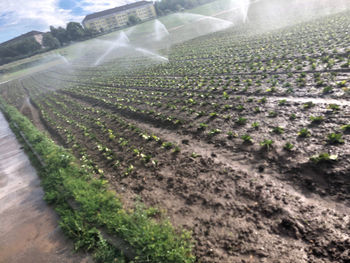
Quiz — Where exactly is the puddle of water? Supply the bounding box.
[0,111,91,263]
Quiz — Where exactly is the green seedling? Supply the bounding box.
[303,101,315,109]
[310,153,338,164]
[236,117,247,125]
[309,115,324,124]
[268,111,277,118]
[208,129,221,136]
[289,113,297,120]
[278,99,287,105]
[227,131,238,139]
[252,122,259,129]
[241,134,253,143]
[298,128,311,137]
[272,126,284,134]
[327,133,344,144]
[328,104,340,111]
[191,152,201,158]
[322,86,333,94]
[162,142,173,149]
[284,142,294,151]
[198,123,208,130]
[260,139,274,151]
[341,124,350,132]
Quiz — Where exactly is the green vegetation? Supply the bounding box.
[236,117,247,125]
[322,86,333,94]
[341,124,350,132]
[268,111,277,118]
[198,122,208,130]
[327,133,344,144]
[1,6,350,262]
[258,97,267,104]
[155,0,215,15]
[260,139,274,151]
[272,126,284,134]
[0,36,42,65]
[309,115,324,124]
[227,131,237,139]
[172,146,181,153]
[289,113,297,120]
[128,15,142,26]
[328,104,340,111]
[278,99,287,106]
[190,152,200,158]
[162,141,174,149]
[310,153,338,164]
[252,122,259,129]
[298,128,311,138]
[241,134,253,143]
[0,98,194,263]
[0,22,98,66]
[283,142,294,151]
[303,101,315,109]
[42,33,61,50]
[208,128,221,136]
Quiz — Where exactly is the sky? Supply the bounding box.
[0,0,137,43]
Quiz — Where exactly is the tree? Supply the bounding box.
[13,37,41,55]
[0,37,41,65]
[154,0,209,16]
[50,26,69,45]
[66,22,85,41]
[127,15,141,26]
[0,46,19,58]
[84,28,99,38]
[42,33,61,49]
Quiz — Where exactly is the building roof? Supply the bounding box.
[83,1,153,22]
[1,31,43,46]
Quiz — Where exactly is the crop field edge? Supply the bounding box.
[0,97,195,263]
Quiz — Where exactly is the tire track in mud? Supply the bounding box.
[65,94,350,263]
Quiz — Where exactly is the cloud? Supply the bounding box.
[0,0,136,33]
[0,0,79,33]
[77,0,137,13]
[0,0,137,42]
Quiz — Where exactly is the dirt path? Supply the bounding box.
[0,111,92,263]
[19,96,46,131]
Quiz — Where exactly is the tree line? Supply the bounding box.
[0,22,98,66]
[0,0,217,66]
[154,0,215,15]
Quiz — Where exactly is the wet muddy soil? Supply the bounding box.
[0,111,91,263]
[30,93,350,263]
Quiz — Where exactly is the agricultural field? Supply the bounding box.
[1,0,350,262]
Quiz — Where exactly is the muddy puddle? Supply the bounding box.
[0,111,91,263]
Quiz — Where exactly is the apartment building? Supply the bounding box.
[82,1,156,32]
